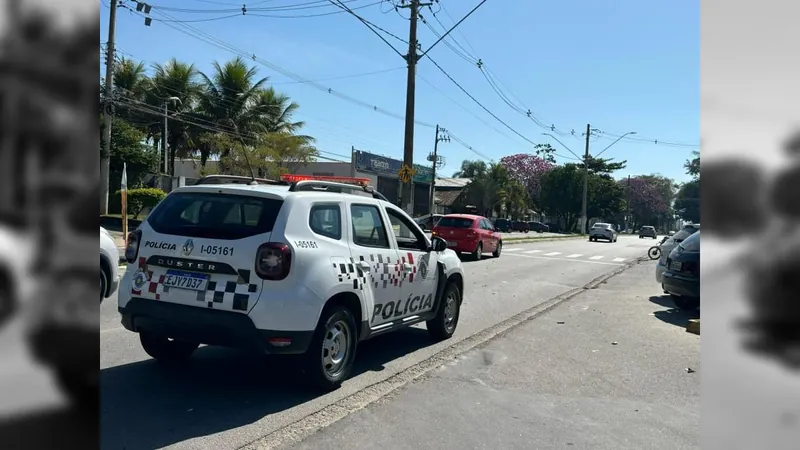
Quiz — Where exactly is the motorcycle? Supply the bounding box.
[647,235,671,260]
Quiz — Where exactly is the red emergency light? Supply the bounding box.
[280,174,371,186]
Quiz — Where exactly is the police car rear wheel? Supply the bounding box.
[139,332,199,364]
[306,306,357,389]
[427,282,461,341]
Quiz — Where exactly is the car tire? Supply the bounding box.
[427,282,461,341]
[303,306,358,390]
[56,368,98,411]
[100,268,108,303]
[670,295,700,310]
[473,242,483,260]
[493,241,502,258]
[139,332,199,364]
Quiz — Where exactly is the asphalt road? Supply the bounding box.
[289,261,700,450]
[94,235,656,449]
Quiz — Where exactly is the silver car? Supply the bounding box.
[655,224,700,284]
[100,226,121,303]
[589,222,618,242]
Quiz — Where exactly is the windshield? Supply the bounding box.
[672,226,699,242]
[679,231,700,252]
[436,217,475,228]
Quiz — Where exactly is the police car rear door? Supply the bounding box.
[345,200,401,329]
[128,187,281,314]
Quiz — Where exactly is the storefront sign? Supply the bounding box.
[355,150,433,184]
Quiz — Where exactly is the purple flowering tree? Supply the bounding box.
[499,153,555,208]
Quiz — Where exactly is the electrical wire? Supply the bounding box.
[425,55,580,162]
[118,4,436,127]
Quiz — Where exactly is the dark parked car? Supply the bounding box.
[639,225,657,239]
[493,218,512,232]
[527,221,549,233]
[511,220,530,233]
[663,231,700,310]
[415,214,443,231]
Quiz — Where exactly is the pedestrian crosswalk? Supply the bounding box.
[503,247,631,264]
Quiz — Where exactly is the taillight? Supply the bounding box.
[466,230,476,238]
[125,229,142,263]
[255,243,292,280]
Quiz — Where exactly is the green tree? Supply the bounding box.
[100,116,159,213]
[539,164,584,231]
[684,150,700,180]
[452,160,488,178]
[674,179,700,223]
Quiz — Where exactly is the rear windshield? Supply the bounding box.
[437,217,475,228]
[148,191,284,240]
[642,226,655,230]
[679,231,700,252]
[672,226,699,242]
[592,223,610,228]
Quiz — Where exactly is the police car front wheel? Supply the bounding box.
[427,282,461,341]
[139,332,200,364]
[305,306,358,389]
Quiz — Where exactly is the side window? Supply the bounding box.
[309,204,342,240]
[386,208,427,251]
[350,204,390,248]
[482,219,493,231]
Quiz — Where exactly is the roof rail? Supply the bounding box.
[287,180,389,202]
[194,175,286,186]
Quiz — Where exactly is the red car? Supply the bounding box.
[432,214,502,260]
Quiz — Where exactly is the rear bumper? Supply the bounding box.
[119,298,313,355]
[590,233,613,240]
[446,239,479,253]
[662,272,700,298]
[655,262,666,283]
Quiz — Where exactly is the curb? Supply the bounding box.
[240,255,649,450]
[686,319,700,335]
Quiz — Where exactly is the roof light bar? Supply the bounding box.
[279,174,371,186]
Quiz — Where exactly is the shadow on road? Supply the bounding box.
[649,295,699,328]
[100,327,435,449]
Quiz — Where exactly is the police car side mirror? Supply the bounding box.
[430,236,448,252]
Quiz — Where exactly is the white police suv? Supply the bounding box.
[119,175,465,389]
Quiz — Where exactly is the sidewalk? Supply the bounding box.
[288,261,700,450]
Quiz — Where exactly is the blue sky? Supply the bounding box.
[100,0,699,182]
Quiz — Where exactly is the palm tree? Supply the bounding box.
[147,58,201,174]
[252,87,312,141]
[111,57,152,127]
[452,160,488,178]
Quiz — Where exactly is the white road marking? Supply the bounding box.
[524,249,542,254]
[566,254,583,258]
[589,256,604,260]
[506,253,624,266]
[543,252,562,256]
[504,248,523,252]
[612,257,626,262]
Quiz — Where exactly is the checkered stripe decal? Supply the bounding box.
[131,257,259,311]
[332,252,429,290]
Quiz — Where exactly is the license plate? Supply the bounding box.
[447,241,457,247]
[669,261,682,271]
[164,270,210,291]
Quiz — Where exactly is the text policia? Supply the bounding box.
[372,293,434,323]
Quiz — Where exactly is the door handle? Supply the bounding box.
[358,261,371,272]
[403,263,413,273]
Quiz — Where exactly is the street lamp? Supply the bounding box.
[162,96,181,174]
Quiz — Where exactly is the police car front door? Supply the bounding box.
[384,207,439,321]
[346,202,402,329]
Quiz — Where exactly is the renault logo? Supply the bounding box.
[182,239,195,256]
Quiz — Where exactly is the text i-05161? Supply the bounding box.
[200,245,235,256]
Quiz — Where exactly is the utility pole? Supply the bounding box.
[428,125,448,215]
[163,102,169,174]
[626,175,631,231]
[580,123,591,234]
[398,0,431,214]
[100,0,118,214]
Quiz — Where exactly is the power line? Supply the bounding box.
[425,55,579,162]
[121,3,436,127]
